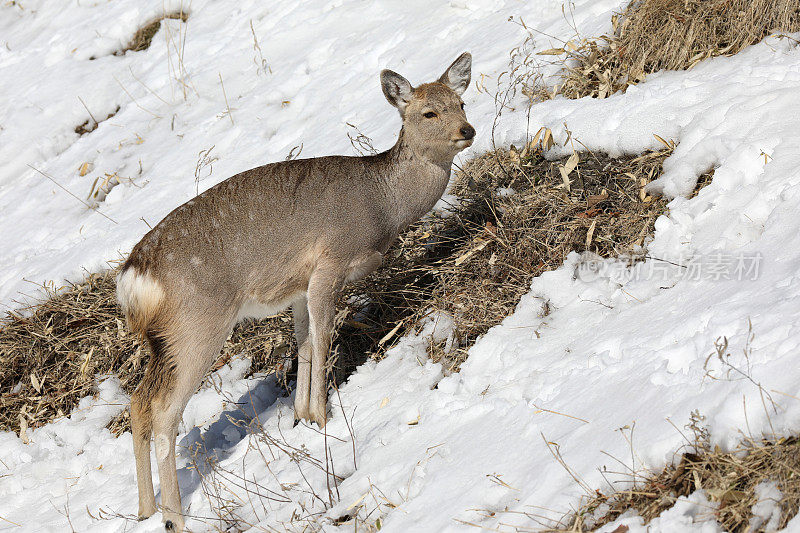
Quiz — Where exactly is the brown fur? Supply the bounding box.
[117,52,475,532]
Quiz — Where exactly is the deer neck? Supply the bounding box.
[381,127,453,231]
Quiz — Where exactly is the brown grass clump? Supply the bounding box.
[564,428,800,531]
[115,10,189,55]
[1,143,709,435]
[341,142,712,372]
[0,271,293,436]
[0,272,141,437]
[521,0,800,100]
[425,146,670,344]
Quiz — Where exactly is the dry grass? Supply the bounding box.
[564,428,800,531]
[335,141,715,381]
[74,105,120,136]
[115,10,189,56]
[0,143,709,436]
[0,271,294,436]
[352,142,711,352]
[518,0,800,100]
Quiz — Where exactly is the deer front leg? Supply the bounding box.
[293,338,312,422]
[306,268,341,427]
[292,294,310,348]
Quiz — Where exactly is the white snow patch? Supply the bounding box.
[749,481,783,532]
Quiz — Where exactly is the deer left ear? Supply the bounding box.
[438,52,471,96]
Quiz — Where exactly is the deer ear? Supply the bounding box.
[381,70,413,112]
[438,52,471,95]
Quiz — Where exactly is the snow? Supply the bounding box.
[750,481,783,533]
[598,491,722,533]
[2,0,800,531]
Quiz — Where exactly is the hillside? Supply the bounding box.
[2,0,800,531]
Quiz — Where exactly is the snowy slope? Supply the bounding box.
[0,0,615,310]
[3,0,800,532]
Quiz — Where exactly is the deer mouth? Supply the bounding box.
[451,137,474,149]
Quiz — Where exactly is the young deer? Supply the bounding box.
[117,52,474,531]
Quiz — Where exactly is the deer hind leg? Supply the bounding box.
[132,331,177,521]
[131,382,156,519]
[149,318,232,532]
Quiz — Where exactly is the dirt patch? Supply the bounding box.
[74,105,120,136]
[113,11,189,56]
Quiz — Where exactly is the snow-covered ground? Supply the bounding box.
[2,0,800,531]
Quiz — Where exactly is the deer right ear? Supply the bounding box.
[381,70,413,113]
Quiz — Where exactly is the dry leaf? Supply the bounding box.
[537,48,566,56]
[455,240,488,266]
[585,219,597,247]
[564,152,579,175]
[31,373,45,393]
[530,127,544,148]
[30,373,41,393]
[347,492,369,511]
[559,167,572,191]
[79,162,92,176]
[576,208,601,219]
[19,415,29,445]
[542,128,554,151]
[653,134,673,150]
[378,322,403,346]
[587,190,609,208]
[80,346,95,377]
[559,153,579,191]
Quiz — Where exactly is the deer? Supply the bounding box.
[116,52,475,531]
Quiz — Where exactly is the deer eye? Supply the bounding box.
[460,103,465,110]
[423,111,437,119]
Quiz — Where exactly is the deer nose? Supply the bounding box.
[460,124,475,140]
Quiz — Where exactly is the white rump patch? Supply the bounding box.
[116,267,165,315]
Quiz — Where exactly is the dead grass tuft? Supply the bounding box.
[0,143,710,436]
[115,10,189,56]
[520,0,800,100]
[339,142,712,371]
[74,105,120,136]
[564,428,800,531]
[0,271,293,436]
